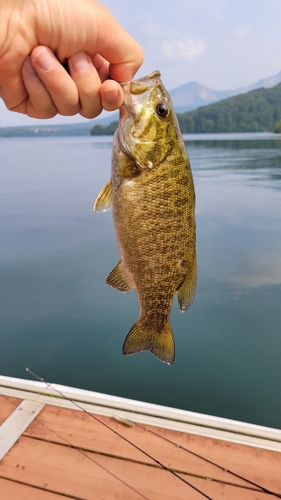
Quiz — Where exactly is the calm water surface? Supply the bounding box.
[1,133,281,428]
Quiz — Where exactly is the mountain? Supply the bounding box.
[177,83,281,133]
[2,70,281,137]
[170,82,234,113]
[171,70,281,113]
[91,83,281,135]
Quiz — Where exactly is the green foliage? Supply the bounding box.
[90,121,118,136]
[88,83,281,135]
[177,83,281,133]
[274,120,281,133]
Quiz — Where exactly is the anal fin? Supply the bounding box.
[94,180,112,212]
[177,254,197,312]
[106,260,133,292]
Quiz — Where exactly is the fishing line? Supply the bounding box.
[136,423,281,498]
[3,372,281,500]
[0,390,150,500]
[25,368,214,500]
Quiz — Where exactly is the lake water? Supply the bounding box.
[1,133,281,429]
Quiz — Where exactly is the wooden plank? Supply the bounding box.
[24,405,281,493]
[23,405,248,486]
[0,395,22,425]
[166,427,281,495]
[0,477,75,500]
[0,400,44,461]
[179,475,278,500]
[0,435,276,500]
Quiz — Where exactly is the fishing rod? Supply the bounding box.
[24,368,281,499]
[25,367,214,500]
[137,423,281,498]
[2,383,150,500]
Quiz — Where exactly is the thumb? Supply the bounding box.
[78,4,144,82]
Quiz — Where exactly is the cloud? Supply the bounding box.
[162,36,205,61]
[235,25,252,38]
[225,252,281,289]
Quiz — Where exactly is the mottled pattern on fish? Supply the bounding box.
[94,71,196,365]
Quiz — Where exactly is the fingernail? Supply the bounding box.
[34,48,56,71]
[104,87,119,101]
[23,57,36,76]
[71,52,90,73]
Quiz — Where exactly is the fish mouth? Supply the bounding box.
[117,70,163,168]
[119,103,129,121]
[118,104,132,154]
[118,105,136,161]
[120,71,162,112]
[118,102,152,169]
[118,70,161,89]
[119,70,162,123]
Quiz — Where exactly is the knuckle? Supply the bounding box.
[80,107,102,119]
[80,87,99,99]
[27,105,57,119]
[58,104,81,116]
[27,110,57,119]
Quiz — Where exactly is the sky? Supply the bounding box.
[1,0,281,127]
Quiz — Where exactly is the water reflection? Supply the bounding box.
[185,136,281,192]
[0,135,281,428]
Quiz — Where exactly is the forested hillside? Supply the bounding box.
[177,83,281,133]
[90,83,281,135]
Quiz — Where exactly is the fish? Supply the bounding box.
[94,70,196,365]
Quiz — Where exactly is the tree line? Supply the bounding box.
[91,83,281,135]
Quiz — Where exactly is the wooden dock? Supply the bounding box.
[0,376,281,499]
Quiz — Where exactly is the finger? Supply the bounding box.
[91,54,110,83]
[0,69,28,114]
[22,56,57,118]
[90,54,124,111]
[100,80,123,112]
[31,46,81,116]
[68,51,103,119]
[68,51,123,117]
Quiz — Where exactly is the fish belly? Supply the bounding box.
[112,157,195,364]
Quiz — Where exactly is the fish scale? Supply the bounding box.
[94,71,196,365]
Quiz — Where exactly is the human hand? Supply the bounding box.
[0,0,143,119]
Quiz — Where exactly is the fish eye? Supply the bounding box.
[156,103,170,118]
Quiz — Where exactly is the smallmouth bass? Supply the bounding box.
[94,71,196,365]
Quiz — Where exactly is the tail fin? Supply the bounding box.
[122,320,175,365]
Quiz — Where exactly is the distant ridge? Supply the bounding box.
[171,70,281,113]
[1,70,281,137]
[177,82,281,133]
[0,113,118,138]
[91,82,281,135]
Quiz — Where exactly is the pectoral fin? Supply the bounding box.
[93,180,112,212]
[106,260,133,292]
[123,320,175,365]
[177,254,197,312]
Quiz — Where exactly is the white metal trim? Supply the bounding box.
[0,375,280,452]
